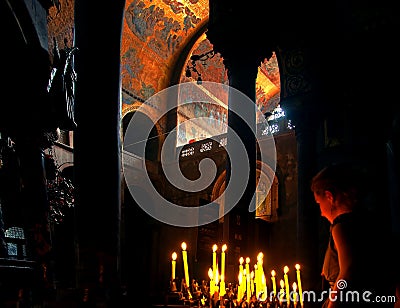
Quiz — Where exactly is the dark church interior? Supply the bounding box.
[1,0,400,307]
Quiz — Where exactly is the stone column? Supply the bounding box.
[289,107,321,291]
[74,0,125,304]
[223,55,262,255]
[278,46,322,293]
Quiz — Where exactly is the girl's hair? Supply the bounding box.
[311,164,364,209]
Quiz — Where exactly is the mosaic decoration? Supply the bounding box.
[121,0,209,113]
[176,37,281,147]
[256,53,281,114]
[121,0,281,133]
[46,0,281,138]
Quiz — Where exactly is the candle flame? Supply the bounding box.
[295,263,301,270]
[293,282,297,291]
[172,252,177,260]
[213,244,218,252]
[181,242,187,251]
[246,257,250,264]
[271,270,276,277]
[239,257,244,265]
[280,279,285,288]
[222,244,227,252]
[208,268,213,279]
[257,252,264,260]
[284,265,289,274]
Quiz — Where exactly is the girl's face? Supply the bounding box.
[314,190,334,223]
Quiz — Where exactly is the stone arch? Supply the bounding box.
[210,160,279,221]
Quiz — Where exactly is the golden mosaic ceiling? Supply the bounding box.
[121,0,209,110]
[121,0,280,117]
[47,0,280,119]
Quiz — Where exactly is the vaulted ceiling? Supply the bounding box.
[120,0,281,118]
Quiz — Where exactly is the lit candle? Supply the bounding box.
[284,266,290,305]
[238,258,244,302]
[256,252,266,299]
[221,244,227,281]
[212,244,218,283]
[239,257,244,279]
[220,244,227,296]
[245,257,251,303]
[250,270,255,294]
[171,252,177,280]
[295,264,303,307]
[279,279,285,304]
[238,272,243,302]
[254,264,260,298]
[293,282,298,304]
[181,242,190,287]
[271,270,277,297]
[260,273,268,301]
[208,267,214,297]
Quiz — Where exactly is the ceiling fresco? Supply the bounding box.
[121,0,209,114]
[175,36,281,146]
[120,0,281,141]
[257,55,281,114]
[46,0,281,129]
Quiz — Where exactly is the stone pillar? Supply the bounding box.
[289,107,321,291]
[278,46,323,293]
[223,55,262,255]
[74,0,125,304]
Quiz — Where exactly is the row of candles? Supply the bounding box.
[172,242,304,306]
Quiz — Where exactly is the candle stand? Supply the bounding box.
[170,278,178,293]
[234,293,302,308]
[167,280,303,308]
